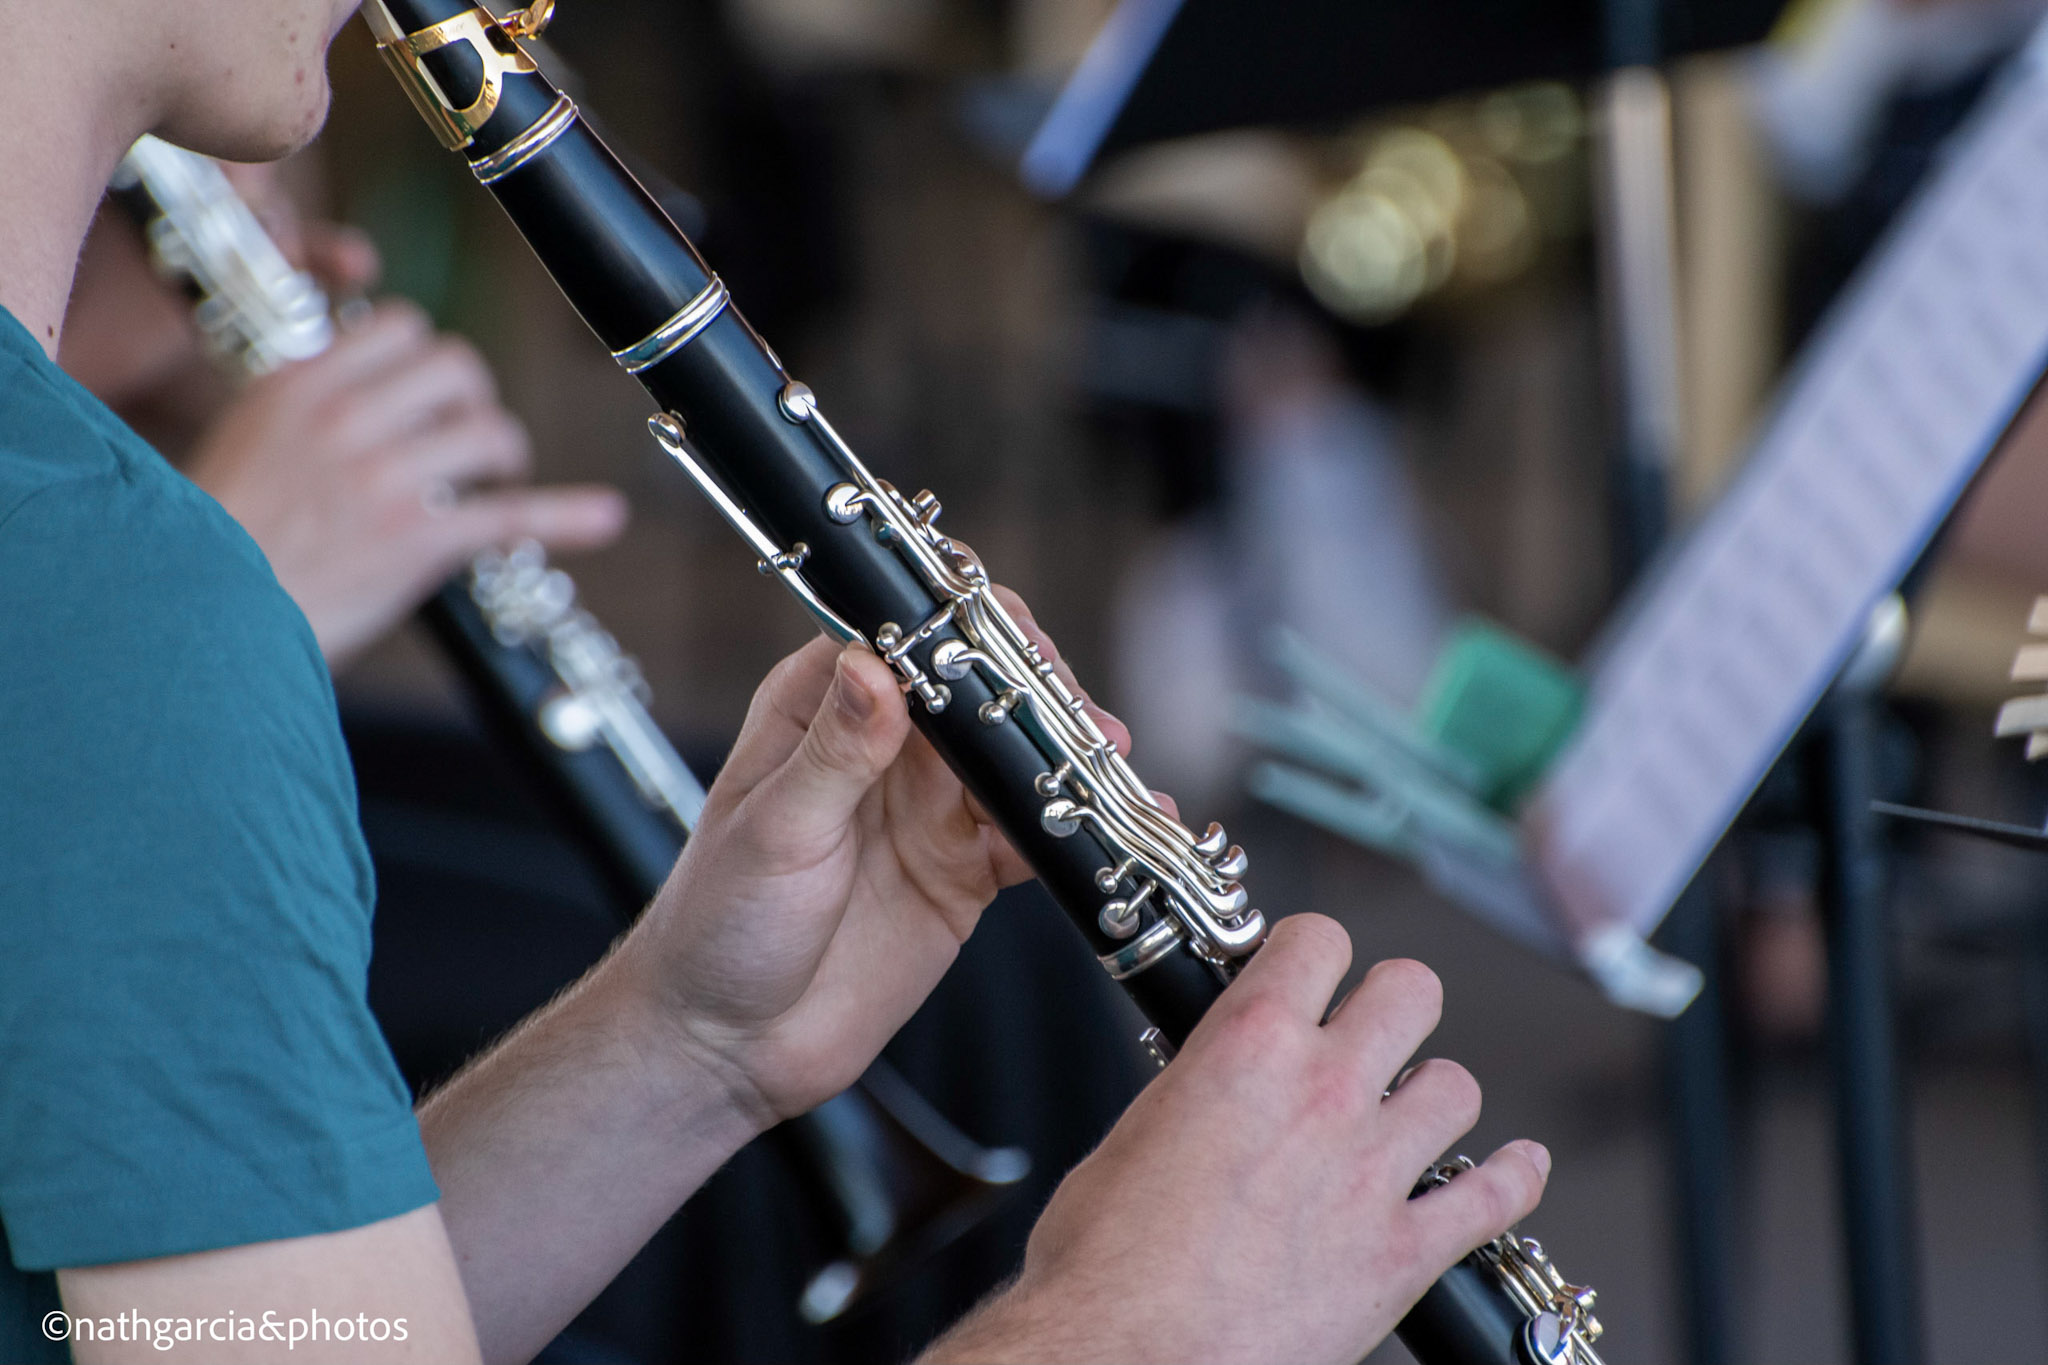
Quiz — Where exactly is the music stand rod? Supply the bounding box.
[1813,615,1924,1365]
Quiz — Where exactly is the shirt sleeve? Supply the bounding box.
[0,472,439,1270]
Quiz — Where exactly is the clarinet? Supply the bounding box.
[112,131,1032,1324]
[358,5,1605,1360]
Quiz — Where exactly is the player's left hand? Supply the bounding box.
[618,586,1136,1121]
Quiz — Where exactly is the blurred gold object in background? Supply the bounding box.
[1299,86,1581,324]
[1300,129,1461,322]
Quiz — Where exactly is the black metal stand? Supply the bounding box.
[2021,881,2048,1319]
[1810,690,1923,1365]
[1658,876,1735,1365]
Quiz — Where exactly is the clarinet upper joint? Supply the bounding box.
[645,412,861,646]
[780,379,1266,979]
[1419,1158,1605,1365]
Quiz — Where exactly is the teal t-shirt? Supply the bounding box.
[0,308,438,1361]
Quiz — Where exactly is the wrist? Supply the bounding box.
[918,1272,1112,1365]
[577,933,782,1144]
[916,1279,1039,1365]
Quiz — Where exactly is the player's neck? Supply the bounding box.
[0,47,156,362]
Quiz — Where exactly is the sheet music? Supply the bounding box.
[1531,33,2048,941]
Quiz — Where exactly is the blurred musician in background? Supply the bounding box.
[59,157,627,668]
[0,4,1550,1364]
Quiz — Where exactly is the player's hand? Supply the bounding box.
[923,920,1551,1365]
[613,586,1132,1122]
[184,299,626,665]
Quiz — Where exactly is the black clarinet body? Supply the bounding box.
[359,6,1602,1360]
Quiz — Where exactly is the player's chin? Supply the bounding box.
[284,82,337,155]
[262,80,337,159]
[174,82,334,164]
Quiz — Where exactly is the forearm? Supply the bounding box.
[917,1278,1116,1365]
[417,936,768,1365]
[917,1283,1041,1365]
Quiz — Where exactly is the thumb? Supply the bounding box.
[750,644,910,852]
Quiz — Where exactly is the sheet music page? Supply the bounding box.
[1531,34,2048,941]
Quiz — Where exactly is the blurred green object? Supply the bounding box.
[1241,625,1702,1014]
[1417,620,1583,811]
[1236,620,1583,871]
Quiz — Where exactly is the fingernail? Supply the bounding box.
[834,649,876,722]
[1527,1142,1552,1180]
